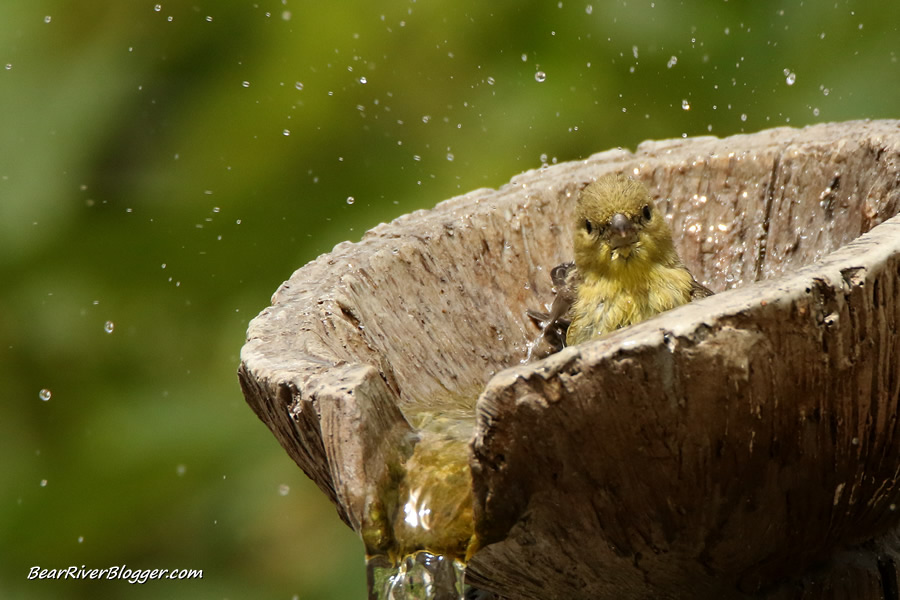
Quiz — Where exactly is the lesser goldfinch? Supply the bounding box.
[529,174,712,357]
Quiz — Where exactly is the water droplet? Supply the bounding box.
[294,81,304,90]
[486,76,495,85]
[667,56,678,68]
[39,389,51,402]
[784,69,796,85]
[851,437,859,445]
[40,479,48,487]
[77,536,84,543]
[446,153,455,161]
[279,484,290,496]
[534,70,547,82]
[104,321,115,334]
[585,4,593,14]
[241,80,250,88]
[740,113,748,122]
[521,53,528,62]
[632,45,639,59]
[346,196,355,204]
[43,15,52,23]
[421,115,431,123]
[4,64,11,70]
[205,15,213,22]
[282,129,291,136]
[813,107,820,116]
[153,4,161,11]
[358,76,367,84]
[681,99,691,110]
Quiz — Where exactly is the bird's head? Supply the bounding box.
[572,174,677,277]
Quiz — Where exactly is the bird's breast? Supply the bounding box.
[566,265,694,345]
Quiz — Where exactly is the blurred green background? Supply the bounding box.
[2,0,897,598]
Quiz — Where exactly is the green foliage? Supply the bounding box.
[2,0,897,597]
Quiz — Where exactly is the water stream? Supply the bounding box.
[367,551,467,600]
[364,408,480,600]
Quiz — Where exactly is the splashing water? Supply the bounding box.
[368,552,466,600]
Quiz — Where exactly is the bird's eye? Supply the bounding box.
[584,219,593,234]
[641,204,652,221]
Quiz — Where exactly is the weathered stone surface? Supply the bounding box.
[239,120,900,599]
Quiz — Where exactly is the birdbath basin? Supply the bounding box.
[239,120,900,600]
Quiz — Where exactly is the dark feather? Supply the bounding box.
[526,262,577,361]
[689,276,714,300]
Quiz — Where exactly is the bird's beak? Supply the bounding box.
[608,213,637,249]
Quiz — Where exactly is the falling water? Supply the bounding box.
[364,409,480,600]
[367,552,466,600]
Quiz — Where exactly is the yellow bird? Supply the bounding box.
[528,174,712,357]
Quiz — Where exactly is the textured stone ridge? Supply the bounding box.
[239,120,900,599]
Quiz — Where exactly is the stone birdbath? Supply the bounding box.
[239,120,900,600]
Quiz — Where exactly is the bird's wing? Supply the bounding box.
[526,262,577,360]
[526,308,551,327]
[688,273,714,300]
[550,262,574,288]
